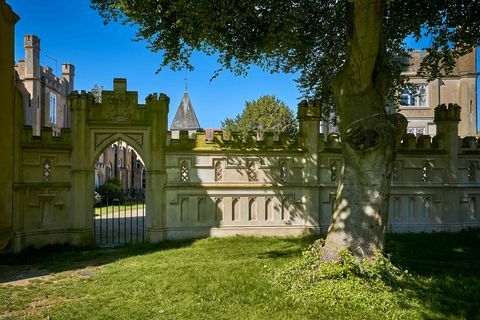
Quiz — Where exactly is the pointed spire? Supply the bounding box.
[170,90,201,130]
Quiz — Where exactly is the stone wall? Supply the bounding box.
[4,80,480,253]
[163,104,480,238]
[13,126,72,250]
[0,1,19,251]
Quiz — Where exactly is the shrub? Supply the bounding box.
[96,179,124,205]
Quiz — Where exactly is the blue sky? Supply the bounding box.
[7,0,479,129]
[8,0,300,129]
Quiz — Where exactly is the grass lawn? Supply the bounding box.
[94,204,145,216]
[0,231,479,320]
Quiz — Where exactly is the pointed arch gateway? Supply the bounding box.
[93,139,146,245]
[69,79,169,246]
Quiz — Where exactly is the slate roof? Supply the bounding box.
[170,91,201,130]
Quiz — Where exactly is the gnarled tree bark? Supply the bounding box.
[321,0,405,262]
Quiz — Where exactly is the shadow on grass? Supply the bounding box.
[386,230,480,319]
[0,239,196,284]
[256,235,323,259]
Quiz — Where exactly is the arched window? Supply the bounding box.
[198,198,206,222]
[265,198,273,221]
[42,160,52,182]
[215,161,223,182]
[232,198,240,221]
[280,161,288,182]
[215,198,223,221]
[248,198,257,221]
[180,197,188,222]
[180,161,189,182]
[281,197,289,221]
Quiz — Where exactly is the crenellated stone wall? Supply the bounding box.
[3,79,480,253]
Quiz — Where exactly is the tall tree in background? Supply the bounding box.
[91,0,480,261]
[222,95,297,138]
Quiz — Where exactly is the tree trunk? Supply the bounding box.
[321,0,402,262]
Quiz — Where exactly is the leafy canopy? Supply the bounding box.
[221,95,297,137]
[91,0,480,102]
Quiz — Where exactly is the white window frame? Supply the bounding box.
[401,84,428,108]
[406,127,426,136]
[49,92,57,124]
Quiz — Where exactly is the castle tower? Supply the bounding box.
[62,63,75,94]
[23,35,42,135]
[170,91,201,130]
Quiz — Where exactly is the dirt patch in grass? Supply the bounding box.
[0,297,63,319]
[0,265,54,287]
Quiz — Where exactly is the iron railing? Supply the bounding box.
[93,190,145,246]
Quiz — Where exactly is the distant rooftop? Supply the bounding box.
[170,91,201,130]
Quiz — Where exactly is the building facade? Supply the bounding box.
[400,49,478,137]
[94,141,146,191]
[320,49,478,137]
[14,35,75,136]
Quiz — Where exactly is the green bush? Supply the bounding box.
[96,179,124,204]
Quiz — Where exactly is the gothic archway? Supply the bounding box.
[93,140,146,245]
[69,78,169,246]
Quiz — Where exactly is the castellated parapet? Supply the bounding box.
[15,34,75,136]
[434,103,462,122]
[22,126,71,148]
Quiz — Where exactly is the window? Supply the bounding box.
[215,161,223,182]
[49,92,57,123]
[247,161,258,182]
[43,160,52,182]
[180,161,189,182]
[401,84,427,107]
[406,127,425,136]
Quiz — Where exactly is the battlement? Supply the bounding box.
[62,63,75,75]
[167,129,301,152]
[297,100,322,121]
[460,136,480,153]
[22,126,71,147]
[396,133,445,153]
[23,34,39,48]
[69,78,170,110]
[41,66,65,91]
[434,103,461,122]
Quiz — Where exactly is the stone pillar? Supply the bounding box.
[434,103,460,182]
[23,35,42,136]
[297,100,321,231]
[62,64,75,94]
[144,93,169,242]
[434,103,461,227]
[0,1,19,252]
[69,91,94,246]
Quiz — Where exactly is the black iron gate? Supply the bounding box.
[94,191,145,246]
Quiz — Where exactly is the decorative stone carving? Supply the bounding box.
[124,133,144,147]
[95,133,115,149]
